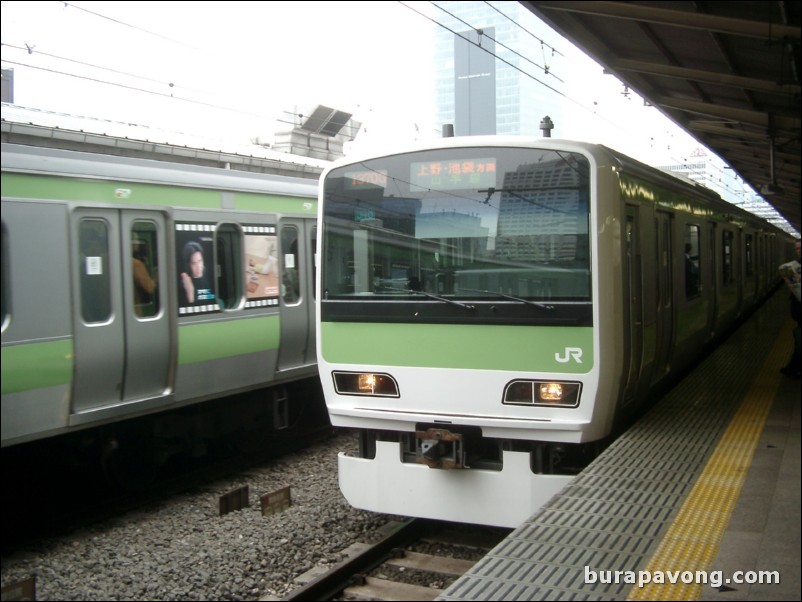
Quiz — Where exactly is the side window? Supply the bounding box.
[722,230,734,286]
[745,234,754,277]
[311,226,317,300]
[131,221,160,318]
[216,223,243,310]
[281,225,301,306]
[684,224,700,299]
[79,219,112,323]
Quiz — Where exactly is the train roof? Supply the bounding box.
[1,142,318,199]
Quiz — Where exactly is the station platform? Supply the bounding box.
[439,287,801,601]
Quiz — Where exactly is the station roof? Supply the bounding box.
[522,1,801,234]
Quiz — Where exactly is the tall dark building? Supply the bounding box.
[434,1,565,136]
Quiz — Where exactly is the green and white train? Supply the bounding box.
[316,136,794,528]
[2,143,322,479]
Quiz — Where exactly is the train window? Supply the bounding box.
[684,224,701,298]
[243,225,279,308]
[722,231,734,285]
[176,223,217,315]
[216,223,243,310]
[281,226,301,306]
[131,221,160,318]
[79,220,112,323]
[745,234,754,277]
[311,226,317,300]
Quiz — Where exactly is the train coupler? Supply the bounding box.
[414,428,466,469]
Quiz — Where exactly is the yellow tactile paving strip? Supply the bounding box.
[627,321,793,601]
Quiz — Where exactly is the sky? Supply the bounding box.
[2,0,788,227]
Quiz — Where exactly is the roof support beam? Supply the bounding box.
[722,147,800,168]
[656,97,799,130]
[526,2,801,40]
[685,121,768,141]
[611,58,801,96]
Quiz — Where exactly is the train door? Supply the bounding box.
[277,218,316,373]
[652,211,674,383]
[70,209,172,419]
[621,207,644,405]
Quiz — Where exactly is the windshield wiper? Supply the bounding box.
[457,287,555,310]
[386,287,475,310]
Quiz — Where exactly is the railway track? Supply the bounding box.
[2,420,335,555]
[282,519,511,601]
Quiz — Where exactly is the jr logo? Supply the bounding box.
[555,347,583,363]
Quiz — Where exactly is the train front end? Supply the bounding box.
[317,139,620,527]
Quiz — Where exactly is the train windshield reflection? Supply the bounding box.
[322,147,592,303]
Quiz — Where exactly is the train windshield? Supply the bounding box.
[321,146,591,324]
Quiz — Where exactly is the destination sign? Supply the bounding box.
[410,158,497,191]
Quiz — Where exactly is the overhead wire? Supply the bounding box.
[0,44,364,138]
[0,58,277,121]
[60,1,203,50]
[403,1,564,100]
[482,1,564,59]
[1,2,365,137]
[2,42,184,91]
[429,1,565,83]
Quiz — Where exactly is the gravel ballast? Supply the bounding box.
[1,429,401,601]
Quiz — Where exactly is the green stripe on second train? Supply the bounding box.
[1,339,74,394]
[235,191,317,213]
[2,173,221,207]
[321,322,594,373]
[2,174,316,211]
[178,315,280,365]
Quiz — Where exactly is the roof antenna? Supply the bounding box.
[540,116,554,138]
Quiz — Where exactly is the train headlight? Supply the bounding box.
[539,382,563,401]
[503,380,581,407]
[332,371,400,397]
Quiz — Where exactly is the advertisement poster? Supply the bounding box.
[176,223,218,315]
[244,226,280,307]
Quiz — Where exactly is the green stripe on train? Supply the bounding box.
[321,322,594,373]
[1,174,316,211]
[235,192,317,214]
[2,173,220,207]
[178,315,280,364]
[1,340,74,394]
